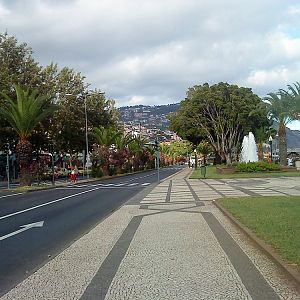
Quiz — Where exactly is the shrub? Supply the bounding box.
[236,162,280,172]
[108,165,116,176]
[91,166,103,178]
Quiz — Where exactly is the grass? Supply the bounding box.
[218,196,300,269]
[190,165,300,179]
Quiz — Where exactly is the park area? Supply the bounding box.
[190,164,300,179]
[192,166,300,270]
[218,196,300,269]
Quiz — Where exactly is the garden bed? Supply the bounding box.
[280,166,297,172]
[216,166,235,174]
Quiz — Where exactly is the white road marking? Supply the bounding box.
[0,193,23,199]
[0,221,44,241]
[127,183,139,186]
[0,186,103,221]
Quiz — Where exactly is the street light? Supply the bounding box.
[269,136,273,163]
[84,97,90,179]
[5,142,10,189]
[83,91,105,179]
[49,143,55,185]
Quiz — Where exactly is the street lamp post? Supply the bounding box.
[155,139,160,182]
[269,136,273,163]
[49,143,55,185]
[83,91,105,179]
[84,97,90,179]
[5,143,10,189]
[194,149,198,169]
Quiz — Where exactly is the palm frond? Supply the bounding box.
[0,85,56,140]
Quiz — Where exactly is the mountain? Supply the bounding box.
[286,127,300,149]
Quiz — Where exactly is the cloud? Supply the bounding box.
[1,0,300,107]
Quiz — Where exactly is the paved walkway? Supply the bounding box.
[1,169,299,299]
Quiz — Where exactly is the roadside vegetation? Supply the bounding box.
[0,33,191,186]
[190,165,300,179]
[218,196,300,269]
[1,31,300,186]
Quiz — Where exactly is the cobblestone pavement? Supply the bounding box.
[2,169,299,300]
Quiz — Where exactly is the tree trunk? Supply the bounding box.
[225,152,232,165]
[102,165,109,176]
[257,142,264,161]
[214,152,226,165]
[278,123,287,166]
[16,140,33,186]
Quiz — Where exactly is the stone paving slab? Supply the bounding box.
[1,168,299,299]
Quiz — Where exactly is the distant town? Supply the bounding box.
[118,103,180,143]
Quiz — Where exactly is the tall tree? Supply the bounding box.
[170,83,267,165]
[280,81,300,120]
[90,127,121,175]
[110,133,134,173]
[0,85,56,185]
[0,33,42,147]
[264,90,295,166]
[0,33,42,94]
[128,136,149,171]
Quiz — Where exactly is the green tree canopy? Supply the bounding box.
[0,85,56,185]
[0,32,43,147]
[170,82,268,165]
[264,82,300,165]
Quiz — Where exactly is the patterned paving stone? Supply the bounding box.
[2,168,299,300]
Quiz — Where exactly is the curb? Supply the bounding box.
[213,200,300,293]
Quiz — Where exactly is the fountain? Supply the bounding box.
[240,132,258,162]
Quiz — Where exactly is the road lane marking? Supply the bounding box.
[0,186,103,221]
[0,193,23,199]
[0,221,44,241]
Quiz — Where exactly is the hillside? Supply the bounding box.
[118,104,300,150]
[118,103,179,131]
[286,127,300,149]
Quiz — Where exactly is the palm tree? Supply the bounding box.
[254,125,276,161]
[128,136,148,171]
[160,143,171,166]
[90,126,120,175]
[112,133,134,173]
[197,140,213,165]
[0,85,56,185]
[264,92,294,166]
[280,81,300,120]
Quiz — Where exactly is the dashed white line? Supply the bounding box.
[0,186,102,221]
[0,193,23,199]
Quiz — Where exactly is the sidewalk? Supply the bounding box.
[1,168,299,299]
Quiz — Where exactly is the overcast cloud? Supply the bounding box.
[1,0,300,129]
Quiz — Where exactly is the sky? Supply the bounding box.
[1,0,300,130]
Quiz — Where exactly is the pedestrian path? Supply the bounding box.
[1,169,299,299]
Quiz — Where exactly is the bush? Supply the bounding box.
[236,162,281,172]
[108,165,116,176]
[91,166,103,178]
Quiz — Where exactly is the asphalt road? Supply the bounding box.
[0,167,182,296]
